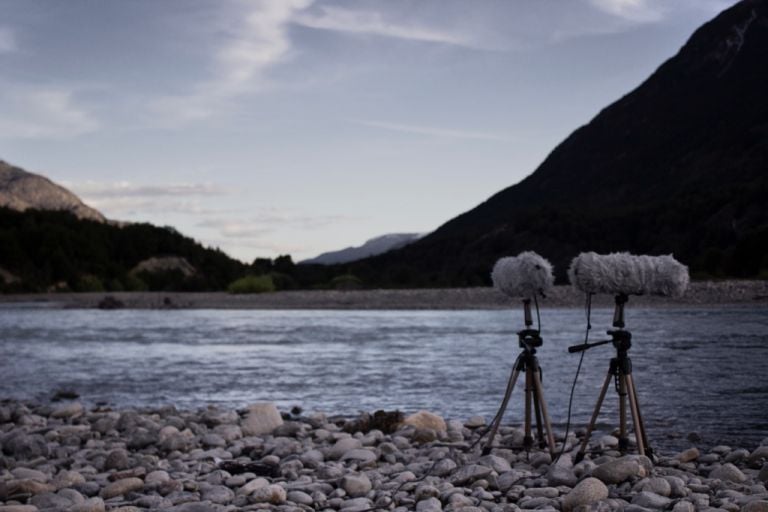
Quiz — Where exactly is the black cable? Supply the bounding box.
[554,292,593,463]
[534,294,541,332]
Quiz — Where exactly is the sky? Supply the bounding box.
[0,0,739,262]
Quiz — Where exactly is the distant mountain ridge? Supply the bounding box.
[346,0,768,286]
[301,233,423,265]
[0,160,105,222]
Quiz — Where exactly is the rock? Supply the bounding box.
[465,416,486,428]
[340,497,373,511]
[237,477,269,495]
[70,497,106,512]
[30,491,73,510]
[592,457,643,484]
[100,477,144,499]
[710,463,747,483]
[1,432,50,458]
[432,457,457,477]
[250,484,287,504]
[664,475,688,498]
[52,470,86,489]
[672,502,695,512]
[288,490,314,505]
[451,464,492,486]
[632,491,671,509]
[402,411,447,432]
[562,477,609,512]
[104,449,130,470]
[547,454,578,487]
[241,403,283,436]
[758,464,768,483]
[416,497,443,512]
[202,484,234,504]
[145,470,171,484]
[0,507,40,512]
[523,487,559,498]
[478,454,512,473]
[679,447,701,463]
[201,433,226,448]
[341,448,377,465]
[341,473,372,497]
[743,502,768,512]
[3,479,55,497]
[638,476,672,497]
[497,470,528,492]
[750,447,768,464]
[328,438,363,459]
[11,468,48,482]
[51,402,84,418]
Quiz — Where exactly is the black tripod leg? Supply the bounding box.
[533,368,557,456]
[625,374,645,456]
[577,369,612,462]
[626,374,652,458]
[523,370,533,450]
[532,376,545,449]
[483,366,521,455]
[618,375,629,452]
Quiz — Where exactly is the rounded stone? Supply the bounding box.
[591,457,643,484]
[710,463,747,483]
[250,484,287,504]
[632,491,672,509]
[100,477,144,499]
[104,449,130,471]
[562,477,609,512]
[402,411,447,432]
[341,473,372,497]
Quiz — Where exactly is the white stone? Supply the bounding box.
[241,403,283,437]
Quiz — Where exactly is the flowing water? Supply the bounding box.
[1,305,766,452]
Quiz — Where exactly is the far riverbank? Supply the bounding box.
[0,281,767,310]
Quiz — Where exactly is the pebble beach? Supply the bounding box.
[1,400,767,512]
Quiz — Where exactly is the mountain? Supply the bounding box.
[0,160,106,222]
[301,233,423,265]
[347,0,768,286]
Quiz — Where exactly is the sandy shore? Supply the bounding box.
[1,281,767,310]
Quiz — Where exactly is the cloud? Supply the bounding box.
[588,0,664,22]
[354,120,512,142]
[0,27,16,54]
[198,210,356,238]
[72,181,228,198]
[293,6,475,47]
[152,0,312,123]
[0,87,98,139]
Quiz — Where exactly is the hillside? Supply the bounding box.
[0,160,106,222]
[0,207,247,292]
[300,233,423,265]
[347,0,768,286]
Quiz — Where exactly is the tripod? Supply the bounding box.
[569,294,652,462]
[483,299,556,456]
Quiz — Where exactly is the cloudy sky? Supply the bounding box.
[0,0,737,262]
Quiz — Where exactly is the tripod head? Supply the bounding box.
[568,294,632,354]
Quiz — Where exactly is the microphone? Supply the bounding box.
[491,251,554,299]
[568,252,689,297]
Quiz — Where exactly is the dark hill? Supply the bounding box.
[349,0,768,286]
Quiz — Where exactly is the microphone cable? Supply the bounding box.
[554,292,593,463]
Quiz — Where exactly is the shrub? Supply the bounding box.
[227,274,275,294]
[330,274,363,290]
[74,274,104,292]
